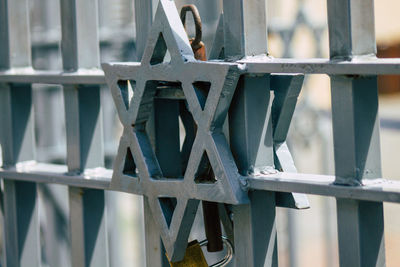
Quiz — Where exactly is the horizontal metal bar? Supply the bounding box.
[247,172,400,203]
[0,161,111,189]
[0,68,105,84]
[1,161,400,203]
[239,56,400,75]
[2,57,400,85]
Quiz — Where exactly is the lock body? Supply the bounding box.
[168,240,208,267]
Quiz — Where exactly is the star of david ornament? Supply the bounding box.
[103,0,248,261]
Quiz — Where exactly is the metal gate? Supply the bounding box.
[0,0,399,266]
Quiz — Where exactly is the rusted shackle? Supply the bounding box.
[180,5,206,61]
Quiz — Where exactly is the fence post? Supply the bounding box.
[60,0,109,266]
[0,1,40,266]
[134,0,168,266]
[327,0,385,266]
[223,1,278,266]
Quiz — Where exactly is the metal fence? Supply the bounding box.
[1,0,400,266]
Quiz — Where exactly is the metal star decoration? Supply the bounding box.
[103,0,248,261]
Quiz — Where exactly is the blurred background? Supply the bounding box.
[1,0,400,266]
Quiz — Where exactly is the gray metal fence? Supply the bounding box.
[1,0,400,266]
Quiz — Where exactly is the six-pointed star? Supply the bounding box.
[103,0,248,261]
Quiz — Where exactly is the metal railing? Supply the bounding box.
[0,0,399,266]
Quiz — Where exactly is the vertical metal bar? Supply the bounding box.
[60,1,108,266]
[271,74,309,210]
[0,0,31,69]
[0,83,35,166]
[134,1,167,266]
[229,75,274,173]
[32,2,69,265]
[223,0,268,57]
[270,74,306,266]
[135,0,155,61]
[0,0,10,70]
[0,0,40,266]
[327,0,376,59]
[143,196,167,267]
[330,75,381,185]
[223,1,276,266]
[233,191,277,267]
[40,184,70,267]
[69,187,107,267]
[60,0,100,71]
[154,99,182,177]
[2,181,39,267]
[63,85,104,171]
[0,84,39,267]
[336,199,385,267]
[153,98,184,263]
[327,0,385,266]
[229,75,278,267]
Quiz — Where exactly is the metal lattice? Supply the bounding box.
[1,0,400,266]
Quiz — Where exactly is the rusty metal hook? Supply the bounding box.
[180,4,202,50]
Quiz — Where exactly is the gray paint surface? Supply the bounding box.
[0,0,398,266]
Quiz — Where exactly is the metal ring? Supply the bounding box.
[180,4,202,49]
[199,236,233,267]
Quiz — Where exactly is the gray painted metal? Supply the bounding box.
[60,0,108,266]
[233,191,277,267]
[0,0,399,266]
[222,1,279,266]
[228,73,279,267]
[330,76,382,185]
[0,0,40,266]
[0,0,9,70]
[143,196,167,267]
[327,0,385,266]
[2,163,400,203]
[134,1,166,266]
[0,0,31,69]
[271,74,309,209]
[0,163,111,189]
[4,57,400,85]
[336,199,385,267]
[0,69,105,84]
[247,173,400,203]
[222,0,268,58]
[2,181,40,267]
[208,14,225,60]
[134,0,155,61]
[103,0,248,260]
[60,0,100,70]
[239,57,400,75]
[3,57,400,87]
[327,0,376,59]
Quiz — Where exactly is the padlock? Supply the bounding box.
[168,237,234,267]
[168,240,208,267]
